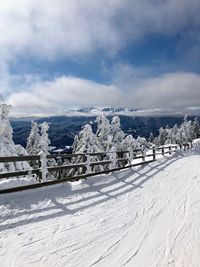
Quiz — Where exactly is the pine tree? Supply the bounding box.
[164,126,173,145]
[120,135,141,151]
[192,117,200,139]
[38,122,51,154]
[95,114,111,151]
[70,124,103,176]
[156,127,168,145]
[110,116,125,150]
[26,122,40,155]
[0,103,31,172]
[73,124,101,154]
[148,132,154,143]
[137,136,148,148]
[178,114,193,144]
[171,124,179,144]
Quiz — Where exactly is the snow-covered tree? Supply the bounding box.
[148,132,154,143]
[155,127,169,146]
[0,103,31,172]
[1,103,13,142]
[70,124,103,175]
[137,136,148,148]
[117,135,141,166]
[95,114,111,151]
[164,126,174,145]
[178,115,193,144]
[73,124,101,154]
[110,116,125,150]
[26,122,40,155]
[170,124,179,144]
[36,122,57,179]
[120,135,138,151]
[38,122,51,154]
[192,117,200,139]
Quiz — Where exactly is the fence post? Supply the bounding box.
[162,147,164,156]
[142,147,146,162]
[39,151,48,182]
[86,154,91,174]
[128,148,133,166]
[110,147,117,169]
[153,147,156,160]
[169,146,172,155]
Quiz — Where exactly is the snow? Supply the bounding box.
[193,138,200,145]
[0,176,37,190]
[1,148,200,266]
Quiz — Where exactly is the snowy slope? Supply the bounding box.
[1,148,200,267]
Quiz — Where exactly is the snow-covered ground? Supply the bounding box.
[1,147,200,267]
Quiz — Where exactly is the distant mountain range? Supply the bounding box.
[60,106,200,117]
[10,107,200,150]
[11,106,200,120]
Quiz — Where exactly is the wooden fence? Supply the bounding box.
[0,143,192,194]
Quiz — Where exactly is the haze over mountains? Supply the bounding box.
[10,106,200,119]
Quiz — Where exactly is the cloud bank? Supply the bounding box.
[7,72,200,116]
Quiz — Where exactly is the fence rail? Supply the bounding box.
[0,143,192,194]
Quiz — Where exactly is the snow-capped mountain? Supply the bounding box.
[63,107,136,116]
[63,106,200,117]
[10,106,200,120]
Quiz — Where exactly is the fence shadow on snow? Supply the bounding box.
[0,150,189,232]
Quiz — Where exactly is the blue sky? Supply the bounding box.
[0,0,200,116]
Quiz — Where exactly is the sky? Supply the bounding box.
[0,0,200,116]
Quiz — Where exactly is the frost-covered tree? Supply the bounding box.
[148,132,154,143]
[155,127,169,146]
[73,124,101,154]
[164,126,174,145]
[26,122,40,155]
[37,122,57,179]
[192,117,200,139]
[70,124,103,175]
[38,122,51,154]
[110,116,125,150]
[170,124,179,144]
[1,103,13,142]
[118,135,141,166]
[95,114,111,151]
[0,103,31,172]
[155,115,200,146]
[178,115,193,144]
[120,135,141,151]
[137,136,148,148]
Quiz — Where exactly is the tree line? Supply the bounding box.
[1,102,200,176]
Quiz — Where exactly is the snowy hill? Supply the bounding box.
[1,148,200,266]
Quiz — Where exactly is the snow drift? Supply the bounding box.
[1,147,200,266]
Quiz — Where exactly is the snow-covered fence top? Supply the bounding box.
[0,143,192,194]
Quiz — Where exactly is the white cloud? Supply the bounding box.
[6,72,200,116]
[130,72,200,109]
[7,76,123,116]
